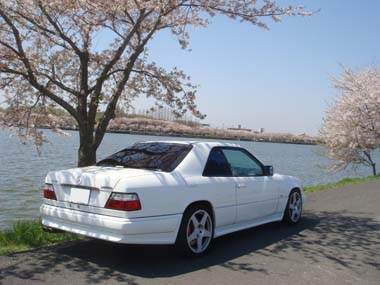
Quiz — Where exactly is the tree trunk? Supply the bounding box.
[363,150,377,176]
[78,129,96,167]
[78,144,96,167]
[371,162,377,176]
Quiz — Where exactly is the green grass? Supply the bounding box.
[0,220,82,255]
[304,175,380,194]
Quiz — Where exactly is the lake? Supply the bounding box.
[0,129,375,230]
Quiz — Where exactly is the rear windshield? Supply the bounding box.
[96,143,192,172]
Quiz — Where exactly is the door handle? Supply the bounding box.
[236,183,247,189]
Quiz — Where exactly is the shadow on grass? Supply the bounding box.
[0,211,379,284]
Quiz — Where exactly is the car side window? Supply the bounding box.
[203,148,232,177]
[222,148,264,177]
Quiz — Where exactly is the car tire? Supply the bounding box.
[283,189,303,225]
[175,204,214,257]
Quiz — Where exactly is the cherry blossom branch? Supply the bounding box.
[0,8,81,123]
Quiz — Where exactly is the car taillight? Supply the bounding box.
[43,185,57,200]
[105,193,141,211]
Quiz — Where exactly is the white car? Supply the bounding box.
[41,141,304,256]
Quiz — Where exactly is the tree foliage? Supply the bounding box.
[0,0,312,166]
[320,67,380,176]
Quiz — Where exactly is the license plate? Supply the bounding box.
[70,188,90,205]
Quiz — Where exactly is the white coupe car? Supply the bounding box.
[41,141,304,256]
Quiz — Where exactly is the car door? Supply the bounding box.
[202,148,237,227]
[221,148,279,223]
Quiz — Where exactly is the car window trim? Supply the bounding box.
[202,147,232,177]
[220,146,265,177]
[202,146,265,178]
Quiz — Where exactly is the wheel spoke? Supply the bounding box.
[196,236,203,252]
[200,212,208,226]
[191,215,200,227]
[188,231,197,242]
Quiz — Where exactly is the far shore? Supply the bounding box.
[43,126,318,146]
[0,110,320,145]
[44,114,320,146]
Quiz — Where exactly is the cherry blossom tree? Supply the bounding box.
[0,0,312,166]
[320,67,380,176]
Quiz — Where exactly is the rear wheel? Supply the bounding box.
[175,205,214,257]
[283,189,302,224]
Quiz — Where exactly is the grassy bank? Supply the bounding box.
[0,220,81,255]
[304,175,380,193]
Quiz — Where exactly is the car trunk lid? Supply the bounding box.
[45,166,152,208]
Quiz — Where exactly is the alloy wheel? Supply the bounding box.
[186,209,213,254]
[288,191,302,222]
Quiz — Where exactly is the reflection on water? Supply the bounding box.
[0,130,376,230]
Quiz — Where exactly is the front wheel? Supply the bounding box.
[283,189,303,224]
[175,205,214,257]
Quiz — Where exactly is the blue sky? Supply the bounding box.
[133,0,380,135]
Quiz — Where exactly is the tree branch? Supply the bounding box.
[87,9,153,130]
[39,71,80,96]
[37,1,83,56]
[93,17,161,149]
[0,9,81,124]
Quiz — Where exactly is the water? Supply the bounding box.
[0,129,376,230]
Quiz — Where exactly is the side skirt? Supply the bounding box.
[214,213,284,238]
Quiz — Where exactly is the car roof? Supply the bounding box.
[131,140,247,175]
[136,140,242,148]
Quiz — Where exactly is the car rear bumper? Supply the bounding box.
[40,203,182,244]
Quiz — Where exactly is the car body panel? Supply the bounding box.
[40,204,182,244]
[235,175,280,222]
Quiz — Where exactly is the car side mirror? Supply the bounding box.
[264,165,273,176]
